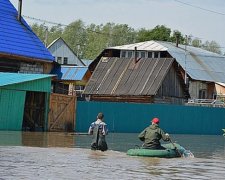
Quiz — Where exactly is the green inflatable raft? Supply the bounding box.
[127,143,186,158]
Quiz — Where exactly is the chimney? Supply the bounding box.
[17,0,22,22]
[175,34,179,47]
[174,31,180,47]
[134,46,137,62]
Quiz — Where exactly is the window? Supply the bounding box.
[199,89,207,99]
[127,51,133,58]
[64,57,68,64]
[121,51,126,57]
[154,52,159,58]
[57,57,62,64]
[140,51,146,58]
[148,52,153,58]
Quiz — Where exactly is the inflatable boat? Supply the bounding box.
[127,143,186,158]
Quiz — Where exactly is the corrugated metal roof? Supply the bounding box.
[0,72,54,87]
[108,40,225,83]
[159,41,225,83]
[51,66,88,81]
[84,57,174,95]
[108,41,167,51]
[82,59,93,66]
[0,0,54,61]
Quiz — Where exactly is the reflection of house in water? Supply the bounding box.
[85,41,225,106]
[22,132,75,147]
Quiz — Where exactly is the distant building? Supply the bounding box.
[85,41,225,106]
[51,65,91,98]
[81,59,93,66]
[48,37,85,66]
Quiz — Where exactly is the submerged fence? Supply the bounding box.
[75,101,225,135]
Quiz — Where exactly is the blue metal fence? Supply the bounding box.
[75,101,225,135]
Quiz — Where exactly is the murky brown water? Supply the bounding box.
[0,131,225,179]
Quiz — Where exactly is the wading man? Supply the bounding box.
[88,112,108,151]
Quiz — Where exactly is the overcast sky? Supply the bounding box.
[10,0,225,52]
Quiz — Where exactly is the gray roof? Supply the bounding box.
[84,57,174,95]
[109,41,225,83]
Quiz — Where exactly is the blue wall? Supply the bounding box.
[76,101,225,135]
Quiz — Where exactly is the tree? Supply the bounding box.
[62,19,87,58]
[137,25,171,42]
[191,38,202,48]
[170,30,185,44]
[202,40,221,54]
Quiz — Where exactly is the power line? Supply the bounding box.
[23,15,120,37]
[22,15,225,50]
[24,15,67,27]
[174,0,225,16]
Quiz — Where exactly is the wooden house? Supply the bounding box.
[48,37,85,66]
[51,65,91,98]
[86,41,225,105]
[84,56,188,104]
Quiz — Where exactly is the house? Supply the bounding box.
[48,37,85,66]
[0,0,54,73]
[0,73,54,131]
[86,41,225,105]
[84,56,188,103]
[0,0,57,131]
[51,65,91,98]
[81,59,93,66]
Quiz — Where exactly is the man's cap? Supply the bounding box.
[97,112,104,119]
[152,117,159,124]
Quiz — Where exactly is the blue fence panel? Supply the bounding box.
[75,101,225,135]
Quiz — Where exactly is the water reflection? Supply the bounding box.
[0,131,225,179]
[0,131,225,157]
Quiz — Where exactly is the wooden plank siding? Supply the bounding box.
[48,93,76,132]
[84,57,187,104]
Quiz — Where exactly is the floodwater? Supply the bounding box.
[0,132,225,180]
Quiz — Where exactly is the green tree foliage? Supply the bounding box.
[170,30,185,44]
[30,21,222,59]
[191,38,202,48]
[202,40,221,54]
[62,20,87,58]
[137,25,171,42]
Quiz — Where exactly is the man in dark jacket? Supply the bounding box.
[88,112,108,151]
[138,117,170,149]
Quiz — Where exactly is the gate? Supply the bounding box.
[48,93,76,132]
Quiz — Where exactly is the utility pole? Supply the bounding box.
[44,26,48,47]
[185,35,188,85]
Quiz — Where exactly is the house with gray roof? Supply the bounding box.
[85,41,225,105]
[48,37,85,66]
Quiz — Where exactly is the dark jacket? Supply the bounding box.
[138,124,169,149]
[88,120,108,151]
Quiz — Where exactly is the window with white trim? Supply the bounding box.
[57,57,62,64]
[64,57,68,64]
